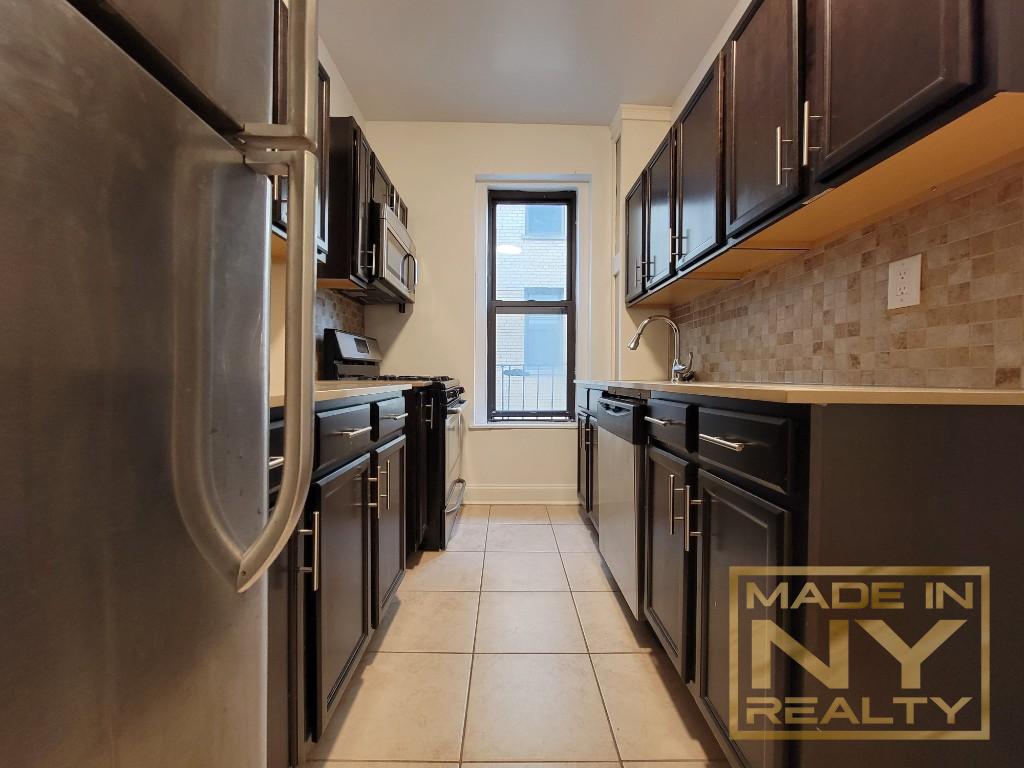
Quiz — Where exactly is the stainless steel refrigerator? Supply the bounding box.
[0,1,318,765]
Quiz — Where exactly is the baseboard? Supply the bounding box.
[463,483,578,505]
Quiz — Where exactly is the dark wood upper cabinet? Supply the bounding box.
[646,134,675,288]
[677,56,725,269]
[645,446,695,678]
[315,64,331,255]
[725,0,801,237]
[624,174,646,301]
[307,455,372,742]
[271,0,330,259]
[372,435,406,626]
[694,469,788,768]
[806,0,978,182]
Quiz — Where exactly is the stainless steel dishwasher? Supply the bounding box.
[595,396,645,619]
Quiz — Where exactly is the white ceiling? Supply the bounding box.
[319,0,736,125]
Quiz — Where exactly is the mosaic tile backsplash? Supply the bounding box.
[315,289,365,364]
[670,161,1024,388]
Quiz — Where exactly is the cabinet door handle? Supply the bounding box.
[775,126,794,186]
[699,433,747,452]
[382,412,409,421]
[386,458,392,512]
[268,456,285,471]
[644,415,682,427]
[297,509,321,591]
[802,100,822,167]
[668,473,686,536]
[683,484,702,553]
[330,425,371,438]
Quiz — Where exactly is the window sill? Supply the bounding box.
[469,421,576,431]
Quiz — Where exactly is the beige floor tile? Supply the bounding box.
[573,591,659,653]
[400,551,484,592]
[546,504,590,524]
[481,552,569,591]
[553,524,599,553]
[447,522,489,552]
[462,654,619,761]
[467,763,619,768]
[592,653,722,761]
[368,591,479,653]
[485,523,558,552]
[561,552,617,592]
[475,592,586,653]
[310,652,471,761]
[488,504,551,525]
[311,763,458,768]
[624,762,729,768]
[460,504,491,523]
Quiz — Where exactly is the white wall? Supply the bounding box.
[362,121,615,504]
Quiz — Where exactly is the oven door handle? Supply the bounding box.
[443,478,467,516]
[447,399,468,415]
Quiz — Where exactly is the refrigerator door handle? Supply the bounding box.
[235,149,318,592]
[237,0,318,151]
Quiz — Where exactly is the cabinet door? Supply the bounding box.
[315,64,331,256]
[808,0,977,181]
[270,0,288,232]
[624,174,646,301]
[725,0,800,237]
[577,412,587,508]
[694,470,788,768]
[646,135,675,288]
[308,454,372,741]
[373,435,406,625]
[355,130,374,282]
[644,446,694,677]
[678,57,725,269]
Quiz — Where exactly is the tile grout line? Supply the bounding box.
[557,519,626,765]
[457,504,490,763]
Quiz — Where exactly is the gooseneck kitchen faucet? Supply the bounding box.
[627,315,696,382]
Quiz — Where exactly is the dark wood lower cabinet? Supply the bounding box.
[694,469,789,768]
[307,454,372,742]
[372,435,406,625]
[577,410,597,527]
[644,446,695,678]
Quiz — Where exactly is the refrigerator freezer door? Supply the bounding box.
[77,0,273,129]
[0,1,269,766]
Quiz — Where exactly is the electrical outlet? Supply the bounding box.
[887,253,922,310]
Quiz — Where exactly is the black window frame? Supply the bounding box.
[487,190,577,422]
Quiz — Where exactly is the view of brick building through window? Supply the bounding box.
[493,202,571,416]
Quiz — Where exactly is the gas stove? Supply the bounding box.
[321,329,457,387]
[321,329,466,553]
[348,374,455,384]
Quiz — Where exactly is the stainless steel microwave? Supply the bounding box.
[371,202,418,303]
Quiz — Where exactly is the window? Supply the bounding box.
[524,205,566,239]
[487,190,576,422]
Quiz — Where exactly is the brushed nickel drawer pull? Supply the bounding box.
[645,415,681,427]
[382,412,409,421]
[330,425,371,438]
[699,433,746,452]
[268,456,284,471]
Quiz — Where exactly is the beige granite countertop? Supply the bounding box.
[269,380,412,408]
[575,379,1024,406]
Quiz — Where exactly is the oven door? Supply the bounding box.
[442,399,467,543]
[375,203,417,303]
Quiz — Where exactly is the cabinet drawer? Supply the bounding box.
[697,408,793,494]
[374,396,409,441]
[645,399,691,454]
[316,403,372,473]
